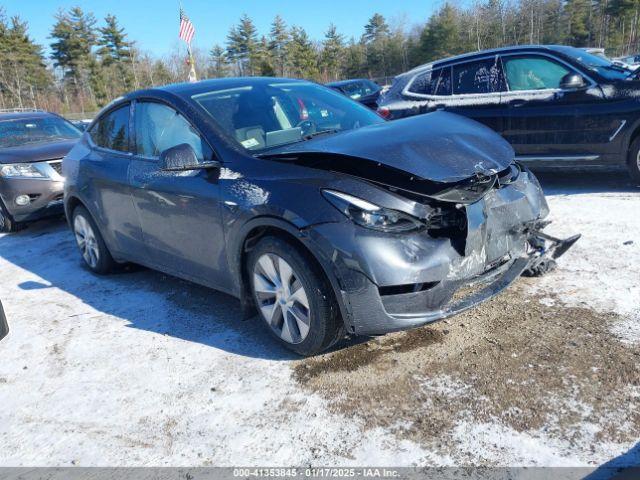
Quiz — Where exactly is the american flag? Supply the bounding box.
[179,8,195,45]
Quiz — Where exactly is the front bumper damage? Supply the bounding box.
[305,171,579,336]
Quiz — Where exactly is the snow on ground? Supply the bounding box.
[0,171,638,468]
[533,171,640,345]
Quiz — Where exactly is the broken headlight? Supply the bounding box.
[322,189,424,232]
[0,163,47,179]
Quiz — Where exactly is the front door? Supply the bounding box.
[500,53,617,166]
[128,100,228,289]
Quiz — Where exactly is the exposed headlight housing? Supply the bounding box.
[322,189,424,233]
[0,163,47,179]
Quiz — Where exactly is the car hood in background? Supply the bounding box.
[267,111,514,183]
[0,139,78,164]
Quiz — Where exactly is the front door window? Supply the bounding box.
[502,56,572,91]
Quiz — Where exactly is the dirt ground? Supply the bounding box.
[294,280,640,463]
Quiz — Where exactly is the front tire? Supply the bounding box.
[627,136,640,184]
[0,200,21,233]
[248,236,343,356]
[72,206,115,274]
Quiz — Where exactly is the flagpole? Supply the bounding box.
[179,0,197,82]
[187,43,197,82]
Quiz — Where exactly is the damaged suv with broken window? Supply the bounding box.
[63,78,578,356]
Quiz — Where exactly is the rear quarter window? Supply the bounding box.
[90,104,130,152]
[408,67,452,96]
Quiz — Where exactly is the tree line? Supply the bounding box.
[1,0,639,114]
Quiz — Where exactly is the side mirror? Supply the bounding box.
[560,73,587,90]
[159,143,220,172]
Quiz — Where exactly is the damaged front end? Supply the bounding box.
[299,160,579,336]
[260,112,579,335]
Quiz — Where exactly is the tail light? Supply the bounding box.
[377,106,391,119]
[297,98,309,121]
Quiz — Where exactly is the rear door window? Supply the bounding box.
[502,55,571,91]
[452,58,505,95]
[408,67,452,96]
[90,104,130,152]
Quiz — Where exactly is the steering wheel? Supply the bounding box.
[296,119,317,136]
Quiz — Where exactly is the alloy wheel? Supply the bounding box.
[253,253,311,344]
[74,214,100,269]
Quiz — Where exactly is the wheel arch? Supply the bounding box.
[233,216,350,328]
[624,118,640,162]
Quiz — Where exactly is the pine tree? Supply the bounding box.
[97,14,135,94]
[286,26,319,79]
[269,15,289,76]
[417,3,465,63]
[255,36,275,76]
[320,24,345,81]
[0,10,50,109]
[226,14,258,75]
[565,0,593,47]
[50,6,98,111]
[342,38,366,78]
[362,13,391,78]
[209,44,228,78]
[50,7,97,77]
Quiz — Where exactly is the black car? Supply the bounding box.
[326,79,382,109]
[63,77,575,355]
[0,111,82,232]
[378,45,640,182]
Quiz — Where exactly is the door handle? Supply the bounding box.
[508,99,527,108]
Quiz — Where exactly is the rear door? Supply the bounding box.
[500,53,616,165]
[85,103,146,258]
[128,100,228,288]
[407,57,508,133]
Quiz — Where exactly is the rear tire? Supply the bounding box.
[627,137,640,185]
[248,235,343,356]
[0,200,22,233]
[72,206,115,274]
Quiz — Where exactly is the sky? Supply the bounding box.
[2,0,442,58]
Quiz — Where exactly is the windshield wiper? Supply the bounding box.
[302,129,340,141]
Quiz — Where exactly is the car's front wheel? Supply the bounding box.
[72,206,115,274]
[0,200,21,234]
[627,136,640,184]
[248,236,343,356]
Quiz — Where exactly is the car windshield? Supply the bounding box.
[555,46,632,80]
[192,81,384,152]
[0,115,81,148]
[341,80,380,99]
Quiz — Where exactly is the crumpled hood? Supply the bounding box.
[0,139,77,164]
[267,111,514,183]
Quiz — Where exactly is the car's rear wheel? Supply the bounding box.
[248,236,343,356]
[627,136,640,184]
[0,200,21,233]
[72,206,115,274]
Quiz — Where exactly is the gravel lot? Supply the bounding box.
[0,171,638,468]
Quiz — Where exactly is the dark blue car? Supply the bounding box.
[63,77,575,355]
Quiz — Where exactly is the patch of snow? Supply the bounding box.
[532,191,640,345]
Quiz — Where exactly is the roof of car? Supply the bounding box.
[326,79,372,87]
[404,45,579,75]
[0,111,57,121]
[156,76,311,97]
